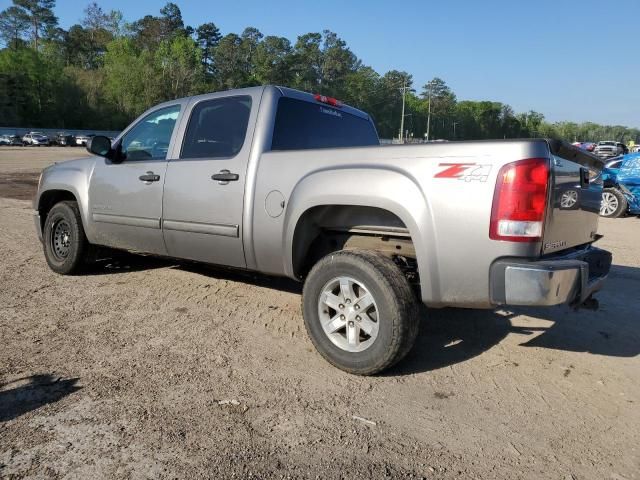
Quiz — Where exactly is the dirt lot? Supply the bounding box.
[1,147,639,479]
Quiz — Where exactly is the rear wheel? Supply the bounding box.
[600,188,627,218]
[560,189,578,209]
[302,250,419,375]
[43,201,91,274]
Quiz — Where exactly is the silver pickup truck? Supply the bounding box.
[34,85,612,374]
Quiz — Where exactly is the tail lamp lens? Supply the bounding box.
[489,158,550,242]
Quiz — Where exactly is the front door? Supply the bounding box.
[88,104,182,254]
[162,94,256,268]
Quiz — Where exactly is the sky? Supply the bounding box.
[4,0,639,127]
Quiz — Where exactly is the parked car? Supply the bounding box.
[52,132,76,146]
[594,141,625,158]
[0,134,23,146]
[599,153,640,217]
[22,132,50,146]
[74,134,95,146]
[33,86,611,375]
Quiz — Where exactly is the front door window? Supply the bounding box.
[121,105,181,161]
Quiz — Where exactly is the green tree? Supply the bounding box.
[421,77,457,139]
[320,30,358,96]
[0,6,30,49]
[253,35,292,85]
[372,70,412,138]
[160,2,188,38]
[291,32,322,91]
[0,45,67,126]
[341,66,380,116]
[1,1,639,140]
[103,37,158,120]
[13,0,57,50]
[214,33,250,89]
[156,35,203,99]
[130,15,164,51]
[195,22,221,74]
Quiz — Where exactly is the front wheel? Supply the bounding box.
[302,250,419,375]
[600,188,627,218]
[43,201,91,274]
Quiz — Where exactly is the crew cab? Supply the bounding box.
[33,86,612,375]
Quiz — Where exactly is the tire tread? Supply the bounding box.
[302,250,419,375]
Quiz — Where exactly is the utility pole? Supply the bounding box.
[426,80,433,142]
[399,80,408,143]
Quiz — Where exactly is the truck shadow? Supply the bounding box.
[391,264,640,375]
[89,251,174,275]
[87,253,639,374]
[0,374,81,422]
[88,252,304,293]
[514,264,640,357]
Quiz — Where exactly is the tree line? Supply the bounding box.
[1,0,638,143]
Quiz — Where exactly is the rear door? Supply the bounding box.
[161,93,258,268]
[542,141,604,254]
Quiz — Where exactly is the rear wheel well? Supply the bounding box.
[292,205,419,285]
[38,190,78,230]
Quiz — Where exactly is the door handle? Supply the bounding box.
[139,171,160,183]
[212,169,239,185]
[579,167,590,188]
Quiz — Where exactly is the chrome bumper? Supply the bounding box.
[490,246,611,308]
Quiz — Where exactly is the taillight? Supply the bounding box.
[314,94,342,107]
[489,158,549,242]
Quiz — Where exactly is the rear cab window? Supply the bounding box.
[181,96,252,159]
[271,97,378,151]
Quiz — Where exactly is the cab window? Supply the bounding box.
[181,96,252,159]
[120,105,181,161]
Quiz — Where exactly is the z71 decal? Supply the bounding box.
[434,163,492,182]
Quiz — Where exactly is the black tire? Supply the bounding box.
[43,201,91,274]
[302,250,419,375]
[600,188,627,218]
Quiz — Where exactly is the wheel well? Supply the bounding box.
[292,205,418,282]
[38,190,78,229]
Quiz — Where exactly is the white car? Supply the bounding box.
[75,134,95,146]
[22,132,50,146]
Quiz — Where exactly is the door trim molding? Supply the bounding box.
[92,213,160,229]
[162,219,239,238]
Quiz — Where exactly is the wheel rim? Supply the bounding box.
[560,190,578,208]
[318,276,379,353]
[50,219,72,260]
[601,192,618,216]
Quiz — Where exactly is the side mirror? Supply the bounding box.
[87,135,113,158]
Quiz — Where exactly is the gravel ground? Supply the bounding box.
[1,148,639,479]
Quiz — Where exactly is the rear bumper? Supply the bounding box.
[490,246,611,307]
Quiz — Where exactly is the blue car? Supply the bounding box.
[600,153,640,217]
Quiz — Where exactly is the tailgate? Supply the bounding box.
[542,140,605,255]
